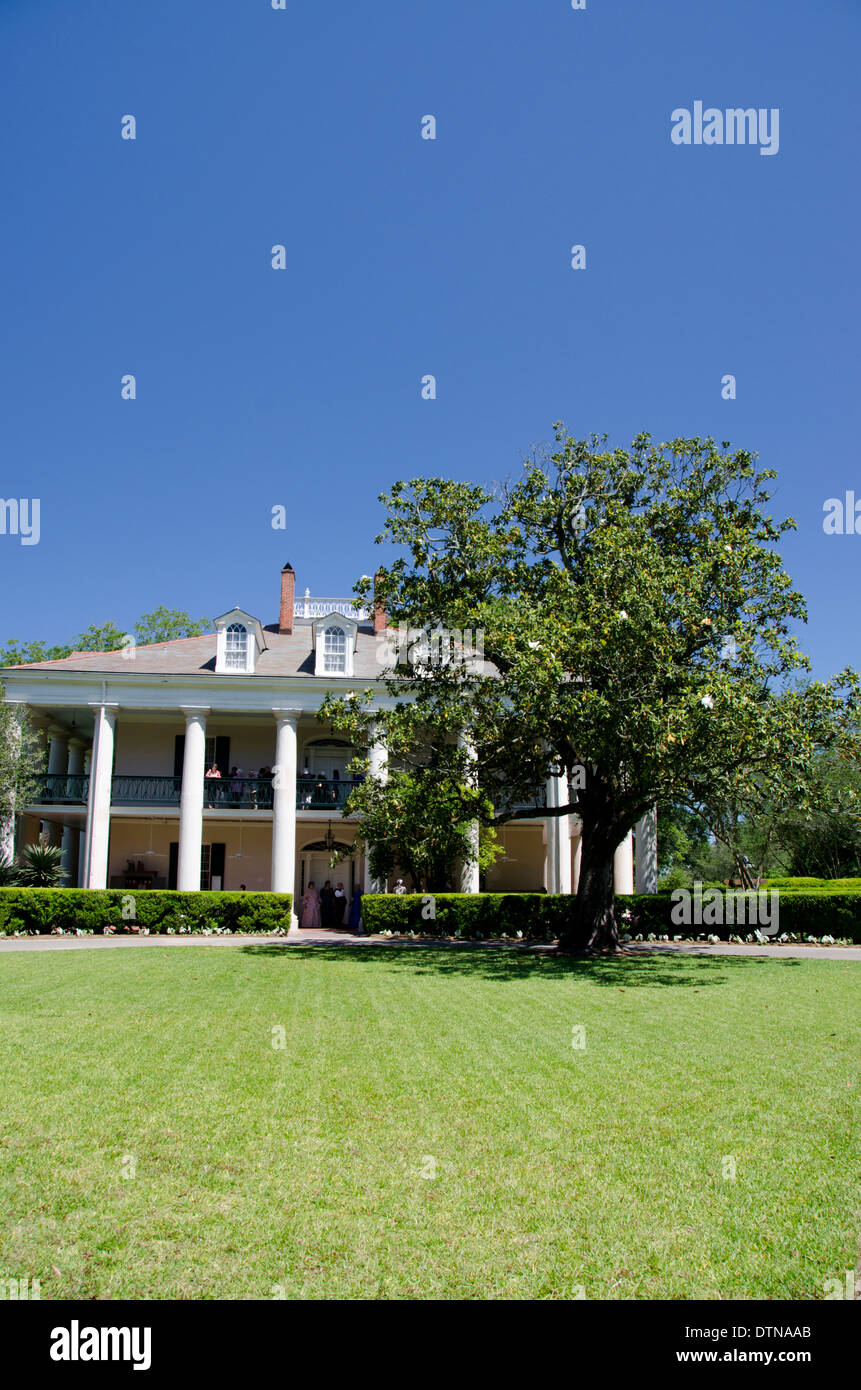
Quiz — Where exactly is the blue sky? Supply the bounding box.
[1,0,858,678]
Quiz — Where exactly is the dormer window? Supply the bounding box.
[323,625,347,674]
[312,610,357,677]
[225,624,248,670]
[214,607,265,675]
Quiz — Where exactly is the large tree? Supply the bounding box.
[344,426,858,951]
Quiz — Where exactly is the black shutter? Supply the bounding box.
[173,736,185,779]
[168,841,178,890]
[215,737,230,777]
[210,843,226,889]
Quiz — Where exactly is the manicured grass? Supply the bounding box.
[0,944,858,1300]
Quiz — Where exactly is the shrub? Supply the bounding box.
[619,892,861,942]
[360,891,861,943]
[0,888,293,936]
[361,893,568,940]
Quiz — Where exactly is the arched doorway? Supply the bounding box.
[298,839,358,897]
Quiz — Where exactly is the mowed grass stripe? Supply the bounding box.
[0,946,857,1299]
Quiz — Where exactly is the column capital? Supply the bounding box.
[179,705,210,717]
[272,709,301,724]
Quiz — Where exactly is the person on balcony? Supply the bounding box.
[229,767,243,805]
[205,763,221,808]
[300,881,321,929]
[331,768,341,803]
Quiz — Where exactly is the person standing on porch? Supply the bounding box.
[320,879,335,926]
[300,882,321,929]
[333,882,346,926]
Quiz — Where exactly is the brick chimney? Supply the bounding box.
[373,569,387,635]
[279,563,295,634]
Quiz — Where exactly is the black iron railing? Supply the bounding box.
[38,773,90,804]
[35,773,361,811]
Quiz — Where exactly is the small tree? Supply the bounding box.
[0,695,41,838]
[318,698,502,891]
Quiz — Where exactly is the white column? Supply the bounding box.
[84,706,116,889]
[544,774,558,894]
[613,830,634,895]
[635,806,658,894]
[61,738,85,885]
[177,709,208,892]
[363,727,389,893]
[271,712,299,915]
[554,770,571,894]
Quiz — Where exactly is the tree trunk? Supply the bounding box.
[560,828,619,953]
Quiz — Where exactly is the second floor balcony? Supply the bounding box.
[33,773,547,817]
[35,773,360,812]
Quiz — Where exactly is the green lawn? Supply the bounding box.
[0,944,858,1300]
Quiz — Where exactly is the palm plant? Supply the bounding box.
[18,842,66,887]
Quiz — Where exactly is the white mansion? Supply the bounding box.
[2,564,655,912]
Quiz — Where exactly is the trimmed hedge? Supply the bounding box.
[0,888,293,936]
[360,891,861,943]
[361,893,567,940]
[618,893,861,940]
[763,877,861,892]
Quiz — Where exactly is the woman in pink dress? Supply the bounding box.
[300,881,322,929]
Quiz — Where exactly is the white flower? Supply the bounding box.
[618,610,628,621]
[701,693,714,709]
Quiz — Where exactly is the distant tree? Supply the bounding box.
[134,608,211,646]
[1,608,211,666]
[771,747,861,878]
[0,639,73,666]
[70,622,127,653]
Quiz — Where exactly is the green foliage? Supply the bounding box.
[320,735,502,890]
[1,608,211,666]
[17,843,65,887]
[359,890,861,942]
[134,608,211,646]
[769,748,861,877]
[361,893,564,939]
[352,427,859,948]
[0,889,293,935]
[0,698,42,825]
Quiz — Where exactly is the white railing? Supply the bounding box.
[293,595,370,621]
